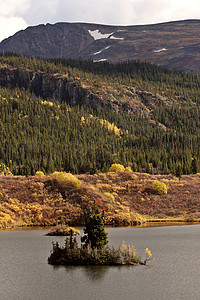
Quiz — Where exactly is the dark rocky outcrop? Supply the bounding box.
[0,67,113,111]
[0,66,178,115]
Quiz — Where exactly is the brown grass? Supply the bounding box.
[0,172,200,228]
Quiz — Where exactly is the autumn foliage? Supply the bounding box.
[35,171,45,177]
[0,163,13,176]
[109,163,125,172]
[152,181,167,194]
[125,166,133,172]
[51,171,81,188]
[1,171,200,228]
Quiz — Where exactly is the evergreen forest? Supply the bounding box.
[1,53,200,175]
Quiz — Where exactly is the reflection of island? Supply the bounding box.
[51,265,108,281]
[82,266,108,281]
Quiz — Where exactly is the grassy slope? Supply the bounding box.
[0,57,200,227]
[0,172,200,228]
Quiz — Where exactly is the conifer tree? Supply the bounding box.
[81,203,108,250]
[175,164,182,181]
[191,157,198,174]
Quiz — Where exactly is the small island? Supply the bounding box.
[48,204,152,266]
[46,224,80,236]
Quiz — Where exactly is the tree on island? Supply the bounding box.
[48,203,151,266]
[81,202,108,250]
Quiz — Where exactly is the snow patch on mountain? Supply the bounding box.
[88,30,124,41]
[153,48,167,53]
[88,30,113,40]
[93,46,110,56]
[93,58,107,63]
[110,35,124,40]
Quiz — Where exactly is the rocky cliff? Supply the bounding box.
[0,67,113,111]
[1,20,200,72]
[0,65,180,117]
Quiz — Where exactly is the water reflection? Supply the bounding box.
[0,222,198,232]
[0,226,52,232]
[107,221,198,229]
[1,226,200,300]
[51,264,108,281]
[82,266,108,281]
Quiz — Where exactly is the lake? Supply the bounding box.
[0,224,200,300]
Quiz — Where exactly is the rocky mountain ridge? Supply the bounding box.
[1,20,200,72]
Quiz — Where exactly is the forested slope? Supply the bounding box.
[0,55,200,175]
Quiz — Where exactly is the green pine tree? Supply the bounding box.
[191,157,198,174]
[81,203,108,250]
[175,164,182,181]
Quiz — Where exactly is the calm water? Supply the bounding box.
[0,224,200,300]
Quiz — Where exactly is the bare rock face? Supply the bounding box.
[0,67,113,111]
[0,66,173,116]
[1,20,200,72]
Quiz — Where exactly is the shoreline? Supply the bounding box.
[1,220,199,231]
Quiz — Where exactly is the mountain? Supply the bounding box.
[1,20,200,72]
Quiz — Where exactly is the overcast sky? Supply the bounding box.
[0,0,200,41]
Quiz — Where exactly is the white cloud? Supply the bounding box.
[20,0,60,25]
[0,16,28,41]
[48,0,200,25]
[0,0,29,16]
[0,0,29,41]
[1,0,200,41]
[128,0,200,24]
[49,0,136,25]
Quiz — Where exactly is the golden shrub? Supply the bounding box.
[125,166,132,172]
[51,171,81,188]
[35,171,45,177]
[152,180,167,194]
[0,163,13,176]
[41,100,54,106]
[108,163,125,173]
[103,192,115,201]
[131,174,138,180]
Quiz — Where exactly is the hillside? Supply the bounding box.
[1,20,200,72]
[0,171,200,228]
[0,54,200,228]
[0,55,200,175]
